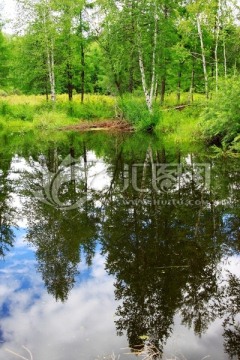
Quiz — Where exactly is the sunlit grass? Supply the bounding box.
[0,92,204,140]
[0,94,46,105]
[0,94,117,132]
[155,106,201,147]
[162,92,207,107]
[32,111,77,129]
[0,93,116,106]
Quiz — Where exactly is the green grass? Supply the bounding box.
[0,94,116,132]
[0,92,207,150]
[156,107,202,146]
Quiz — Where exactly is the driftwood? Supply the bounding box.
[60,119,134,132]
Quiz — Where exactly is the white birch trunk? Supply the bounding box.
[196,14,209,98]
[138,49,152,112]
[138,2,158,113]
[215,1,221,91]
[43,0,56,102]
[214,26,220,91]
[49,42,56,102]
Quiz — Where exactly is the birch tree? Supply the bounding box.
[137,0,159,112]
[196,13,209,98]
[16,0,57,101]
[38,0,56,101]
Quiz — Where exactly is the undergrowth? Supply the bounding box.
[0,92,214,152]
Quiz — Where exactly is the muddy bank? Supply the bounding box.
[61,119,134,132]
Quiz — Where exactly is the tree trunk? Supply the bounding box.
[45,75,49,102]
[79,10,85,104]
[67,63,73,101]
[80,41,85,104]
[196,14,209,99]
[128,54,134,93]
[160,76,166,105]
[214,1,220,91]
[43,3,56,103]
[137,2,158,113]
[47,41,56,102]
[189,55,195,103]
[177,63,183,104]
[128,0,135,93]
[138,49,153,112]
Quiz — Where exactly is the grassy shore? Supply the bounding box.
[0,93,206,148]
[0,94,116,131]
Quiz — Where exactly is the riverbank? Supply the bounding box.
[0,92,203,133]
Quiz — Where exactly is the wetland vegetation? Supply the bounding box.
[0,0,240,151]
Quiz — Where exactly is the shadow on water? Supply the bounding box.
[0,130,240,358]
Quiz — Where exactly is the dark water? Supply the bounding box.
[0,131,240,360]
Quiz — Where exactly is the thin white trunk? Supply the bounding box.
[149,9,158,106]
[43,1,56,102]
[138,2,158,113]
[49,42,56,102]
[215,26,220,91]
[196,14,208,98]
[138,49,152,112]
[215,1,220,91]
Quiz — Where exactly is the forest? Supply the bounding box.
[0,0,240,151]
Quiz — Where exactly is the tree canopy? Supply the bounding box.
[0,0,239,104]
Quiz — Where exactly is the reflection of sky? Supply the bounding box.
[8,153,112,227]
[1,228,240,359]
[164,256,240,360]
[0,228,130,360]
[1,154,240,359]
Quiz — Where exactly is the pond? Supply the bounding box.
[0,131,240,360]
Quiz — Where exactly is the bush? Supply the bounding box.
[0,89,8,96]
[118,95,161,131]
[201,77,240,147]
[0,101,34,121]
[0,101,12,116]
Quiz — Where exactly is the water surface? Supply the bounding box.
[0,131,240,359]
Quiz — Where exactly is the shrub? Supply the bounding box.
[0,89,8,96]
[118,95,161,131]
[201,77,240,147]
[65,96,115,120]
[0,101,35,121]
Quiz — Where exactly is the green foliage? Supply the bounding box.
[118,95,160,131]
[32,111,71,129]
[156,107,201,147]
[0,94,116,131]
[201,77,240,147]
[65,97,115,120]
[0,31,10,88]
[0,101,34,121]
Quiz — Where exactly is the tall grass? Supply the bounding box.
[0,93,204,140]
[0,94,116,131]
[118,95,161,131]
[64,95,115,120]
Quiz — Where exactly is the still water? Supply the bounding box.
[0,131,240,360]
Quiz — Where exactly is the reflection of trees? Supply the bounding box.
[26,204,98,301]
[22,145,99,302]
[102,197,221,351]
[0,158,16,258]
[221,274,240,359]
[13,132,240,356]
[100,148,240,354]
